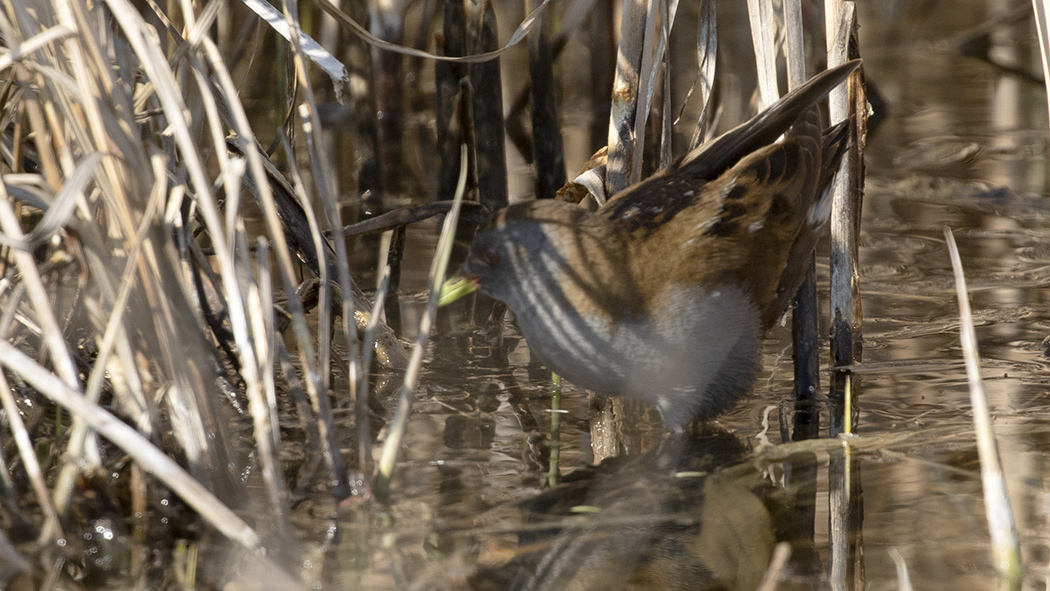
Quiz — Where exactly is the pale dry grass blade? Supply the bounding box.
[1032,0,1050,122]
[374,146,469,501]
[783,0,805,88]
[0,153,101,251]
[747,0,779,108]
[245,236,292,540]
[944,228,1021,582]
[686,0,717,150]
[0,369,62,543]
[358,264,391,475]
[755,542,792,591]
[888,548,914,591]
[285,0,361,492]
[0,341,268,557]
[0,197,78,392]
[634,0,679,172]
[0,25,74,75]
[310,0,552,64]
[240,0,349,96]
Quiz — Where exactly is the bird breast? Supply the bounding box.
[508,279,762,428]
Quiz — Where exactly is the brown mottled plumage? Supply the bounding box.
[464,61,859,430]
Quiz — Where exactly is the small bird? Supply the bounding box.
[463,61,860,430]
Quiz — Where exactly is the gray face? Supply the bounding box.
[463,219,555,311]
[462,227,508,299]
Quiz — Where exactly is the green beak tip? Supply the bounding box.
[438,274,478,307]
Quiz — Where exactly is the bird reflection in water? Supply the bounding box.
[464,427,827,591]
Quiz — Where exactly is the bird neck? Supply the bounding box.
[543,212,645,323]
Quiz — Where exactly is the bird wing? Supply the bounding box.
[610,106,829,321]
[669,59,859,181]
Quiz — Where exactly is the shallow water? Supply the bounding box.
[317,3,1050,590]
[114,2,1050,590]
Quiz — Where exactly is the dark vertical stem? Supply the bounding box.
[437,0,470,202]
[780,452,819,578]
[344,0,384,215]
[504,88,534,163]
[786,258,821,580]
[408,0,440,75]
[384,226,405,336]
[528,0,566,198]
[589,1,616,153]
[371,1,405,194]
[791,255,820,441]
[469,0,508,210]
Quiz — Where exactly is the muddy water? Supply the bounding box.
[317,3,1050,590]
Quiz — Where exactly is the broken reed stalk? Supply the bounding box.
[943,228,1021,582]
[825,4,866,588]
[635,0,676,173]
[784,0,805,88]
[814,3,865,587]
[374,146,470,503]
[605,0,648,194]
[826,1,864,372]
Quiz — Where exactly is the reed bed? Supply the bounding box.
[0,0,879,588]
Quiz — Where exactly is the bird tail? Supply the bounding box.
[673,59,861,182]
[805,118,852,232]
[759,115,853,331]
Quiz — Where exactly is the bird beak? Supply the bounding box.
[438,272,479,307]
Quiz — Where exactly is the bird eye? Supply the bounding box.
[479,246,500,266]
